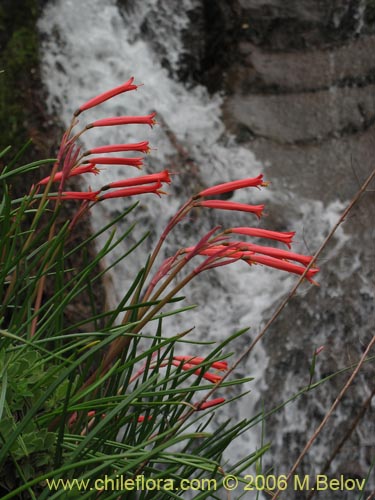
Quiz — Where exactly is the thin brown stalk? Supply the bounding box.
[29,116,82,336]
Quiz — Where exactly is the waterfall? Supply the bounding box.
[37,0,358,481]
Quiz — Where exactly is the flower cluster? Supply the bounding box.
[141,172,320,288]
[37,77,169,203]
[182,235,318,283]
[36,76,319,288]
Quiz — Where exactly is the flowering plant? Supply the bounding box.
[0,78,324,499]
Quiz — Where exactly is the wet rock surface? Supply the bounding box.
[213,1,375,198]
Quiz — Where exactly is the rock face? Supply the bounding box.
[194,0,372,196]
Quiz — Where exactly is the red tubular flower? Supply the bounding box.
[198,174,268,198]
[89,112,157,128]
[199,371,223,383]
[181,240,247,275]
[100,170,171,191]
[180,226,227,263]
[196,200,264,218]
[183,245,246,259]
[172,356,227,383]
[84,141,150,155]
[182,241,318,281]
[97,181,166,200]
[137,416,152,423]
[84,157,144,168]
[173,356,228,371]
[49,190,100,201]
[246,254,319,283]
[75,77,139,115]
[227,227,295,248]
[38,164,100,185]
[172,361,223,383]
[233,242,314,266]
[196,398,226,410]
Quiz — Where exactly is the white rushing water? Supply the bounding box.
[38,0,348,470]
